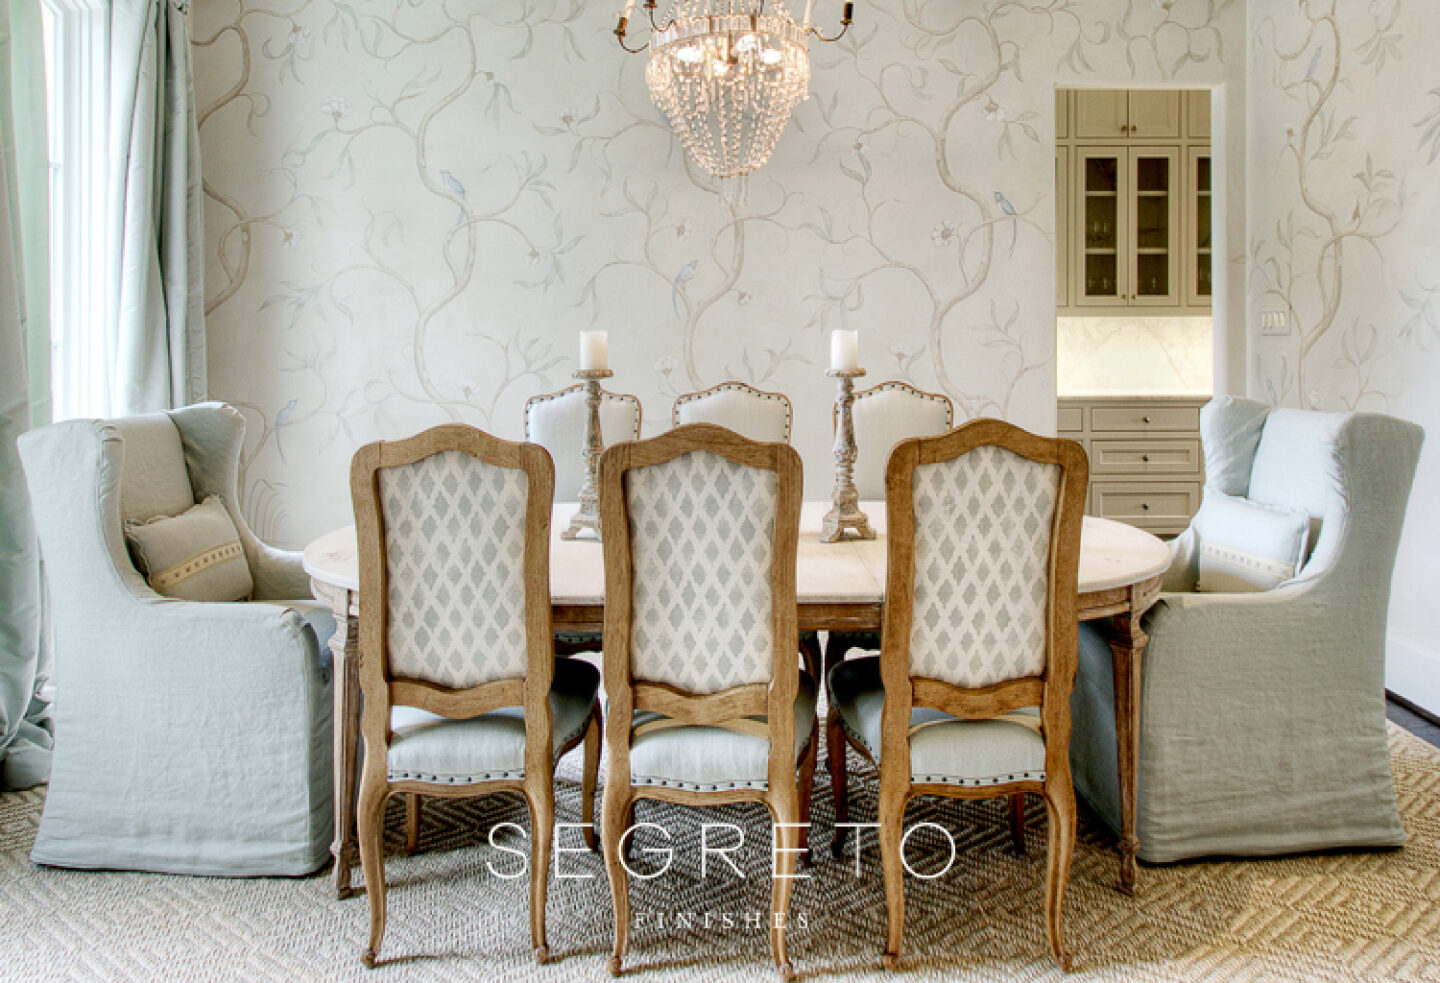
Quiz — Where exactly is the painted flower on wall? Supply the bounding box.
[931,221,958,247]
[320,96,349,123]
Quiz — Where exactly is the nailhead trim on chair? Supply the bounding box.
[672,382,793,443]
[628,734,816,794]
[387,769,525,784]
[912,771,1046,786]
[387,716,592,786]
[839,718,1040,786]
[853,381,955,427]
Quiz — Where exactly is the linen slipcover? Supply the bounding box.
[17,403,334,875]
[1070,396,1423,862]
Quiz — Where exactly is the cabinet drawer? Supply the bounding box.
[1090,439,1200,476]
[1057,406,1083,433]
[1092,482,1199,524]
[1091,404,1200,433]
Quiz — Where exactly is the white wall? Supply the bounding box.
[191,0,1245,546]
[1247,0,1440,714]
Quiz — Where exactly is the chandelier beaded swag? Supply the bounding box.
[615,0,854,198]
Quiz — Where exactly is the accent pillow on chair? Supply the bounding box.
[124,495,254,602]
[1193,491,1311,593]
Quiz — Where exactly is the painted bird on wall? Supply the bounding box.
[672,259,698,318]
[994,191,1018,255]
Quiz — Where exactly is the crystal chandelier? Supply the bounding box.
[616,0,854,198]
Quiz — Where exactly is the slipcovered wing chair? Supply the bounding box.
[17,402,335,875]
[1071,396,1424,862]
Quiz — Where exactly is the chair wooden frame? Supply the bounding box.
[826,418,1087,971]
[350,424,601,967]
[597,424,816,981]
[671,381,794,444]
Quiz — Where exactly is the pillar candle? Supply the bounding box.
[580,331,609,371]
[830,329,858,372]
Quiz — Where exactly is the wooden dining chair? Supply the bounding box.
[672,381,793,444]
[597,424,817,981]
[826,419,1087,971]
[350,424,602,967]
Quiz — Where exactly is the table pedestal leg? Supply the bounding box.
[316,580,362,900]
[1108,592,1147,895]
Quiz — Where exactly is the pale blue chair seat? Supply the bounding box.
[388,658,599,784]
[830,656,1045,786]
[627,672,817,793]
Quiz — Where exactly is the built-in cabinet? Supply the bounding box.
[1058,396,1206,537]
[1057,90,1211,315]
[1073,89,1183,139]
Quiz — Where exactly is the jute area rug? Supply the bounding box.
[2,724,1438,983]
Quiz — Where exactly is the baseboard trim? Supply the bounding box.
[1386,635,1440,718]
[1388,690,1440,728]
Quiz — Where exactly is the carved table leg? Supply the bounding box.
[315,579,362,900]
[1107,588,1148,895]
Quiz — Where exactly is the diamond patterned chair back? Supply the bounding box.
[525,384,642,501]
[847,382,954,500]
[883,420,1086,697]
[672,381,793,444]
[624,445,782,693]
[352,425,556,696]
[908,445,1060,688]
[377,450,530,687]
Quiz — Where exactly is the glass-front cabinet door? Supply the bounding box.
[1186,147,1212,306]
[1076,148,1125,306]
[1071,146,1180,308]
[1129,147,1180,307]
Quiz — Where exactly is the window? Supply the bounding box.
[40,0,107,420]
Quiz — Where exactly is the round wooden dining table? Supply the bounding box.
[305,501,1170,900]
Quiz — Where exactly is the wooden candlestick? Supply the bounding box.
[820,368,876,543]
[561,368,614,541]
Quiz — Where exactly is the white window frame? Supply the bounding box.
[41,0,108,421]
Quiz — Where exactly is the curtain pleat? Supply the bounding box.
[109,0,205,416]
[0,0,53,791]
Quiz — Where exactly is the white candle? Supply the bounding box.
[620,0,636,20]
[830,329,858,372]
[580,330,609,371]
[802,0,815,28]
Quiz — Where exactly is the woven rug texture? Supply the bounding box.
[1,724,1438,982]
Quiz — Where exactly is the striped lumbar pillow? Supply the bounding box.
[125,496,254,602]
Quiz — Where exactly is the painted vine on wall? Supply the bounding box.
[192,0,1236,544]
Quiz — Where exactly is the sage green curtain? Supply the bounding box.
[1,0,53,790]
[109,0,205,415]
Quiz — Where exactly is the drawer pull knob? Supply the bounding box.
[1142,415,1152,423]
[1141,454,1151,462]
[1141,503,1150,511]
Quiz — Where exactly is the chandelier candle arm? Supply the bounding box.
[820,367,876,544]
[561,369,614,542]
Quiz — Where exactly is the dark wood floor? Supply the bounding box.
[1388,696,1440,748]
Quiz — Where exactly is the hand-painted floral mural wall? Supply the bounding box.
[192,0,1243,545]
[1247,0,1440,700]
